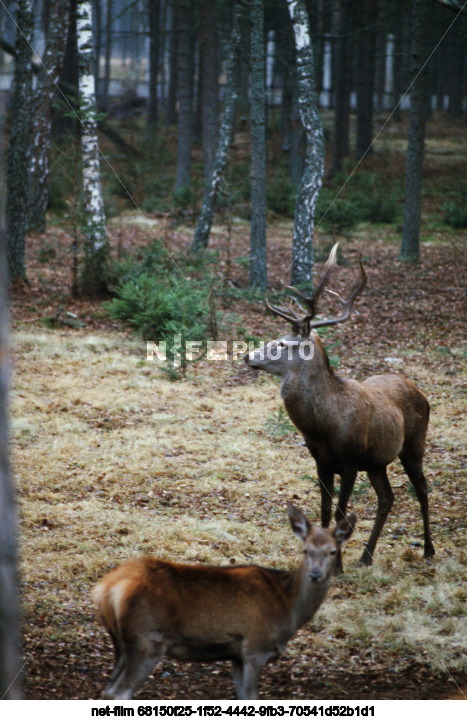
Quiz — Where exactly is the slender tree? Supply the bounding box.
[0,92,22,700]
[28,0,71,232]
[286,0,325,286]
[77,0,109,293]
[400,0,429,261]
[6,0,33,282]
[199,0,219,180]
[354,0,378,159]
[147,0,161,127]
[331,0,351,174]
[101,0,113,111]
[191,3,242,252]
[249,0,267,289]
[174,0,195,192]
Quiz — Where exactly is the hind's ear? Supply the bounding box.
[334,514,356,545]
[287,504,311,540]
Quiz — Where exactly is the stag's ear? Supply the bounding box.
[288,504,311,540]
[334,514,356,545]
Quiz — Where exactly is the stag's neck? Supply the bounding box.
[280,337,344,428]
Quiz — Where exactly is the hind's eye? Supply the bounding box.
[330,549,337,555]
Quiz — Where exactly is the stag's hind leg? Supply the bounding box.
[399,452,435,559]
[359,467,394,565]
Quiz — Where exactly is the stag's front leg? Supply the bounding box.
[359,467,394,565]
[334,467,358,572]
[316,462,335,528]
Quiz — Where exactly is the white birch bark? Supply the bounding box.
[286,0,325,286]
[77,0,108,292]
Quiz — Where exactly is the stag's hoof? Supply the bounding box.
[357,552,373,566]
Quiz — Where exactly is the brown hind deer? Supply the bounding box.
[245,244,434,568]
[92,506,355,700]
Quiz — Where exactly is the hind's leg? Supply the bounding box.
[399,452,435,559]
[102,637,162,700]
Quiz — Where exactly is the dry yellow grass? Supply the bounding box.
[12,309,466,697]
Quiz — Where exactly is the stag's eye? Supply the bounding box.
[329,549,337,555]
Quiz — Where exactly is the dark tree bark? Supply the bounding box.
[6,0,33,282]
[52,0,79,139]
[93,0,101,93]
[400,0,429,262]
[174,0,195,192]
[391,0,405,122]
[147,0,161,127]
[101,0,113,111]
[28,1,71,232]
[0,92,22,700]
[199,0,219,180]
[355,0,378,159]
[447,23,465,119]
[331,0,351,174]
[287,0,325,287]
[166,0,178,125]
[249,0,267,289]
[191,3,242,252]
[289,80,305,189]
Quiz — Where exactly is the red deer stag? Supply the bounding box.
[245,244,434,568]
[92,506,355,700]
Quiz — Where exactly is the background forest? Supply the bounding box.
[0,0,466,703]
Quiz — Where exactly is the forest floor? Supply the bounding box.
[9,212,466,702]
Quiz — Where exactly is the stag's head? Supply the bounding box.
[245,244,367,377]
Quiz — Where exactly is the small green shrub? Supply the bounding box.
[442,201,467,229]
[106,243,216,375]
[266,168,296,217]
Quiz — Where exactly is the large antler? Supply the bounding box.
[266,243,367,335]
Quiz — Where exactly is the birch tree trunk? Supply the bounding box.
[400,0,429,261]
[28,1,71,232]
[0,107,22,698]
[77,0,108,295]
[249,0,267,289]
[286,0,325,286]
[6,0,33,282]
[191,3,242,252]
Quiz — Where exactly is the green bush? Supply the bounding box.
[106,243,215,375]
[442,183,467,229]
[266,168,296,217]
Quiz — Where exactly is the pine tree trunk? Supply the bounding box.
[191,4,241,252]
[6,0,33,282]
[0,150,22,699]
[249,0,267,290]
[52,0,79,139]
[199,0,219,180]
[101,0,113,111]
[174,0,194,192]
[355,0,378,160]
[28,1,71,232]
[286,0,325,287]
[400,0,429,262]
[77,0,108,294]
[147,0,161,127]
[331,0,351,174]
[166,0,178,125]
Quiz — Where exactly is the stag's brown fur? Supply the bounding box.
[246,246,434,567]
[92,507,355,700]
